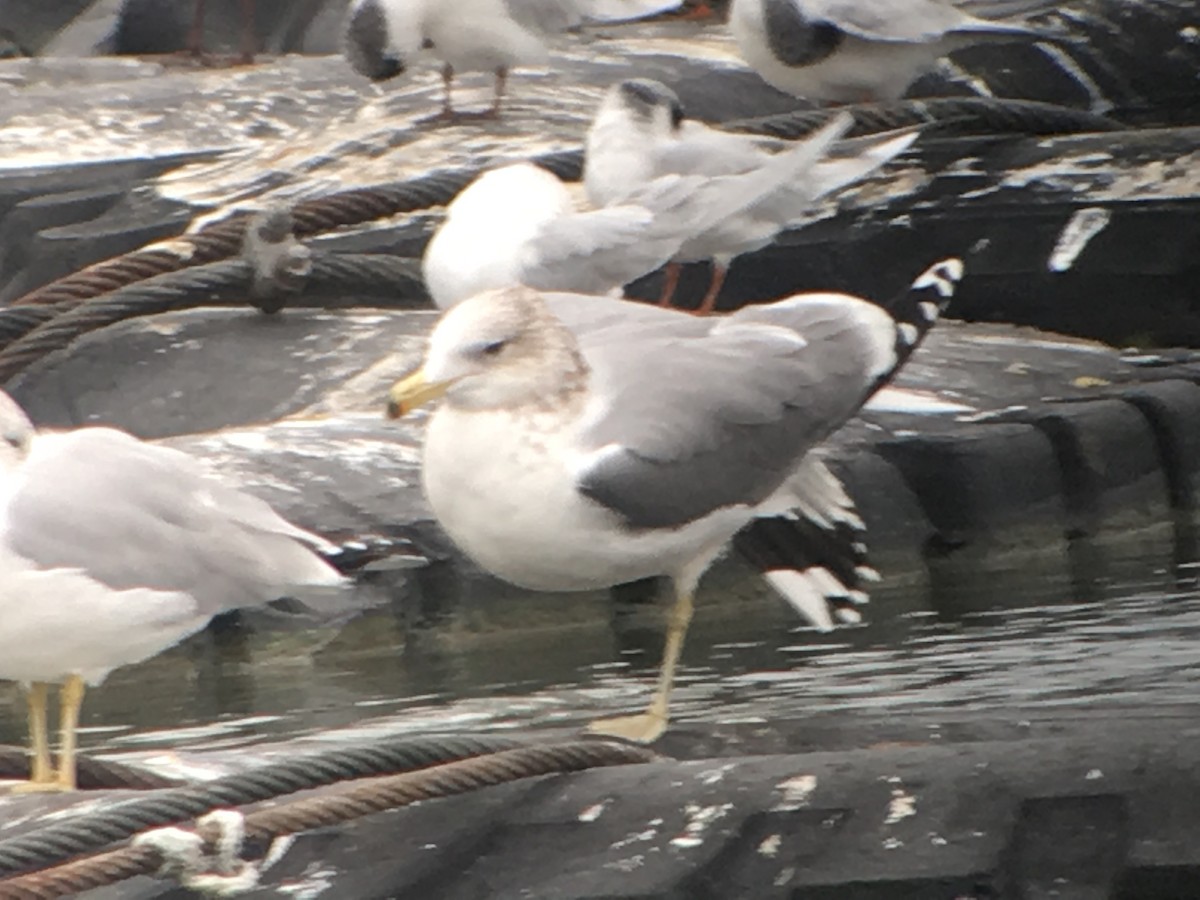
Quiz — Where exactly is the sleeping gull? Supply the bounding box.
[584,79,920,312]
[343,0,685,118]
[423,111,855,307]
[728,0,1059,104]
[0,393,346,791]
[386,258,964,742]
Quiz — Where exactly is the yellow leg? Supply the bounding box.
[54,675,86,791]
[26,682,51,783]
[587,586,695,744]
[9,679,78,794]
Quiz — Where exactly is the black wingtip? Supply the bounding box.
[885,257,964,365]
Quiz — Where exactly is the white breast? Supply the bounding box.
[422,405,748,591]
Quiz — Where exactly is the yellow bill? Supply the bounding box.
[386,367,452,419]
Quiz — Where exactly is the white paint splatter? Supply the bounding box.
[758,834,782,857]
[697,763,736,786]
[772,774,817,811]
[885,787,917,825]
[671,803,733,849]
[578,800,609,822]
[1048,206,1111,272]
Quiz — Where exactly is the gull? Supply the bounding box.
[343,0,685,118]
[728,0,1059,104]
[0,394,347,792]
[422,112,855,307]
[386,258,964,742]
[584,78,919,312]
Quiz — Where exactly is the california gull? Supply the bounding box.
[423,111,857,307]
[343,0,685,118]
[584,79,919,311]
[728,0,1058,104]
[0,394,346,791]
[386,259,964,742]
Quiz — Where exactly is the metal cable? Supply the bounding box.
[0,734,524,879]
[0,748,185,792]
[0,740,655,900]
[724,96,1122,140]
[9,167,486,310]
[4,96,1110,320]
[0,253,429,383]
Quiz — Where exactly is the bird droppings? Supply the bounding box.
[671,803,734,849]
[605,854,645,873]
[697,762,737,785]
[1048,206,1111,272]
[578,800,610,822]
[611,823,660,850]
[885,787,917,825]
[772,774,817,811]
[883,836,904,850]
[1086,768,1104,780]
[276,862,338,900]
[758,833,782,857]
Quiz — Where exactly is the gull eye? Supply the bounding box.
[480,340,506,357]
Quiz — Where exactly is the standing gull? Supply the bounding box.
[0,393,346,792]
[728,0,1059,104]
[387,259,964,742]
[423,111,854,307]
[585,79,919,311]
[343,0,685,118]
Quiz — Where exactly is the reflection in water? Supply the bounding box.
[1,547,1197,770]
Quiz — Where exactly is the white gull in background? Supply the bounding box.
[584,79,919,312]
[423,111,854,307]
[387,259,964,742]
[0,393,346,792]
[728,0,1060,104]
[343,0,685,118]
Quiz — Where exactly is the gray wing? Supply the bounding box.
[4,428,342,617]
[567,294,902,529]
[798,0,984,42]
[656,123,772,178]
[522,166,813,294]
[520,203,674,296]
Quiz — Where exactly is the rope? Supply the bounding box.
[0,733,523,878]
[0,748,184,792]
[0,252,429,383]
[8,153,578,311]
[0,740,655,899]
[0,95,1112,354]
[723,96,1123,140]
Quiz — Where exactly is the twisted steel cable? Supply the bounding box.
[0,740,656,900]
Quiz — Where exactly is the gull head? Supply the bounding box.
[387,286,588,417]
[597,79,684,139]
[0,391,34,471]
[344,0,413,82]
